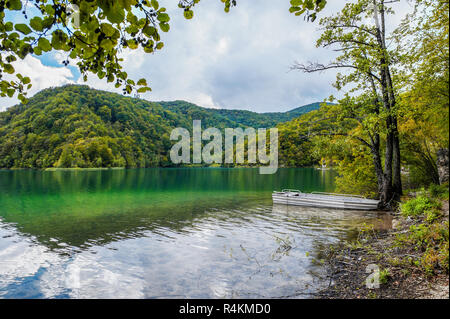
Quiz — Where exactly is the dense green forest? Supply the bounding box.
[0,84,323,169]
[156,99,325,129]
[0,85,182,168]
[159,101,325,128]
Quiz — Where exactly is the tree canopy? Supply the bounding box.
[290,0,449,205]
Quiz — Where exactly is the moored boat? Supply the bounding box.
[272,189,379,210]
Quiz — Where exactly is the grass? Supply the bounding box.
[379,268,390,284]
[395,183,449,276]
[400,196,441,218]
[429,183,450,200]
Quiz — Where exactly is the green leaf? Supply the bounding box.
[305,0,314,10]
[18,43,32,59]
[159,22,170,33]
[103,4,125,24]
[22,77,31,85]
[44,4,55,15]
[69,50,77,59]
[290,0,303,6]
[15,24,32,35]
[137,87,151,93]
[4,22,13,32]
[100,39,114,51]
[7,0,22,11]
[137,78,147,86]
[33,46,43,56]
[30,17,44,32]
[51,31,68,50]
[143,26,157,37]
[101,23,116,37]
[42,17,54,29]
[127,39,138,49]
[183,10,194,20]
[157,13,170,23]
[3,64,15,74]
[38,38,52,52]
[151,0,159,10]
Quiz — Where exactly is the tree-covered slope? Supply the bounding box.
[0,85,326,169]
[160,101,326,128]
[157,101,244,129]
[0,85,190,168]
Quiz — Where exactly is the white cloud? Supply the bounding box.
[176,92,221,109]
[0,55,74,111]
[216,38,230,56]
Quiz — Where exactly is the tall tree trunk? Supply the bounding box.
[386,64,403,197]
[369,133,393,209]
[383,129,394,206]
[374,0,399,206]
[379,67,394,207]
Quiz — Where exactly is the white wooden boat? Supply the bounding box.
[272,189,379,210]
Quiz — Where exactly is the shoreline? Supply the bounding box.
[316,200,449,299]
[0,166,325,171]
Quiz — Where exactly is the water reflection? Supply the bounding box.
[0,168,337,249]
[0,168,390,299]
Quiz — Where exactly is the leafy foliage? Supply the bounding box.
[394,182,449,275]
[289,0,326,22]
[288,0,449,205]
[1,0,181,101]
[400,196,441,218]
[160,101,323,129]
[277,105,332,168]
[0,85,191,168]
[394,0,449,187]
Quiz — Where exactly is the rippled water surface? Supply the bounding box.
[0,168,390,298]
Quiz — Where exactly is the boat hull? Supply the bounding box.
[272,192,379,210]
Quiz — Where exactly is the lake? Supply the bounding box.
[0,168,390,298]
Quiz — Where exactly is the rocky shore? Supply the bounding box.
[316,200,449,299]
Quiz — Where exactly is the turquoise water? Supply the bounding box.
[0,168,388,298]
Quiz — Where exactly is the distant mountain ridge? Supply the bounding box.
[158,101,327,128]
[0,85,328,168]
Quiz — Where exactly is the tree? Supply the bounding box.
[291,0,404,208]
[1,0,327,103]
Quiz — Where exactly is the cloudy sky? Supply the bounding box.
[1,0,413,113]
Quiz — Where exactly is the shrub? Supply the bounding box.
[379,268,390,284]
[401,196,441,218]
[425,209,442,223]
[429,183,449,200]
[408,221,449,275]
[409,224,431,248]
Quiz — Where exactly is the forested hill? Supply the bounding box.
[0,85,325,169]
[158,101,325,128]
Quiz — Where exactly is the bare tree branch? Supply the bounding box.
[291,62,382,83]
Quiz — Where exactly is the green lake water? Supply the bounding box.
[0,168,390,298]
